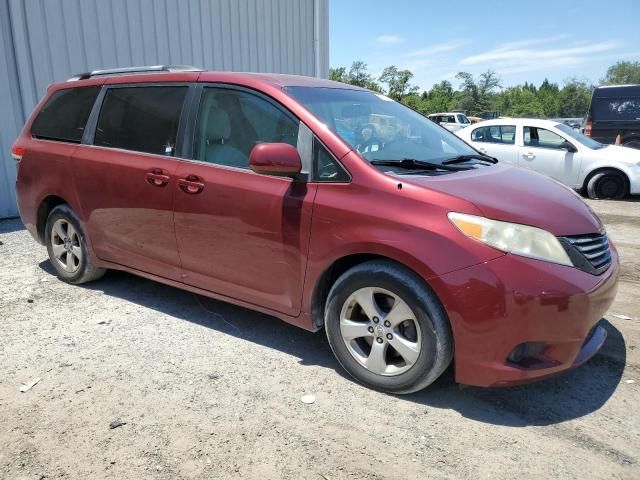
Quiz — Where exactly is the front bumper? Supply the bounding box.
[430,249,619,387]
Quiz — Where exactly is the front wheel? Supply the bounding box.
[324,260,453,394]
[586,170,628,199]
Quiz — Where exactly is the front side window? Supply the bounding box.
[31,86,100,143]
[285,87,476,165]
[315,138,350,182]
[524,126,566,149]
[194,87,299,169]
[94,86,188,155]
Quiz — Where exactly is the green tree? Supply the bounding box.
[537,78,560,117]
[328,62,382,91]
[329,67,347,83]
[602,61,640,85]
[378,65,419,100]
[455,70,501,115]
[348,61,374,88]
[504,87,545,117]
[424,80,455,113]
[558,78,592,117]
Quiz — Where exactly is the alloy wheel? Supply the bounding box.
[50,219,82,273]
[339,287,422,376]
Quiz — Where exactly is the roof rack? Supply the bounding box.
[67,65,202,81]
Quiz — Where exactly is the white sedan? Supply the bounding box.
[455,118,640,199]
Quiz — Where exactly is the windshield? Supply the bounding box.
[457,114,470,124]
[285,87,477,164]
[555,123,604,149]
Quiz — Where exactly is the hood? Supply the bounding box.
[402,164,603,236]
[597,144,640,163]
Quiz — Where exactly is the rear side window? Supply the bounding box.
[31,87,100,143]
[94,86,188,156]
[471,125,515,144]
[593,97,640,121]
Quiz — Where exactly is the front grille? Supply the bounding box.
[558,234,612,275]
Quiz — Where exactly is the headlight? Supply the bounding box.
[448,212,573,266]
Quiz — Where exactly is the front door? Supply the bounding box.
[73,85,189,280]
[173,86,316,316]
[518,126,581,186]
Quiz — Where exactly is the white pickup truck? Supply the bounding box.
[427,112,471,132]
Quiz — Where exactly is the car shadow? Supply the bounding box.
[0,217,25,234]
[38,262,627,427]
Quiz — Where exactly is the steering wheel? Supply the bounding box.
[357,125,383,158]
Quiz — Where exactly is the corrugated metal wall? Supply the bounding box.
[0,0,329,218]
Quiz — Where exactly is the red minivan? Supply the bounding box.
[14,66,619,393]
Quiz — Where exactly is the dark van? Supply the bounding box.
[584,84,640,149]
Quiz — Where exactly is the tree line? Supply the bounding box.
[329,61,640,118]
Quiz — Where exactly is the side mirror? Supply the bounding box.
[559,140,577,153]
[249,143,305,180]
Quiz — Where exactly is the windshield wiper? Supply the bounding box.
[442,153,498,165]
[370,158,473,171]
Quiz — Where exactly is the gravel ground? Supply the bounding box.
[1,198,639,480]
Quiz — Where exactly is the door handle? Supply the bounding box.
[522,152,535,160]
[178,175,205,194]
[146,168,170,187]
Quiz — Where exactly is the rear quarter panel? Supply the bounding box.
[16,139,84,240]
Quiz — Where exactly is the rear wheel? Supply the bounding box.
[586,170,628,200]
[324,260,453,394]
[45,204,105,284]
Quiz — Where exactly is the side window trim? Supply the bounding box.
[83,82,195,158]
[81,87,106,145]
[312,136,352,183]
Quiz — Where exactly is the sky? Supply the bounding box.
[329,0,640,91]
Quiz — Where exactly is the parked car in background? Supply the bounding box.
[584,84,640,149]
[427,112,470,131]
[456,118,640,199]
[14,67,618,393]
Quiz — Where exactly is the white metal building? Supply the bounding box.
[0,0,329,217]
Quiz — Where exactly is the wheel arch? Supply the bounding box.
[310,253,433,331]
[582,166,630,194]
[36,195,69,243]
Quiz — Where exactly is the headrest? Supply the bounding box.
[206,107,231,141]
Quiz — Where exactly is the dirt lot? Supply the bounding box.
[1,198,639,480]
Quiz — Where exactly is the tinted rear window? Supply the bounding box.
[31,87,100,143]
[593,96,640,121]
[94,86,187,156]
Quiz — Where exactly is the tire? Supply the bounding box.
[45,204,105,284]
[586,170,628,200]
[324,260,453,394]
